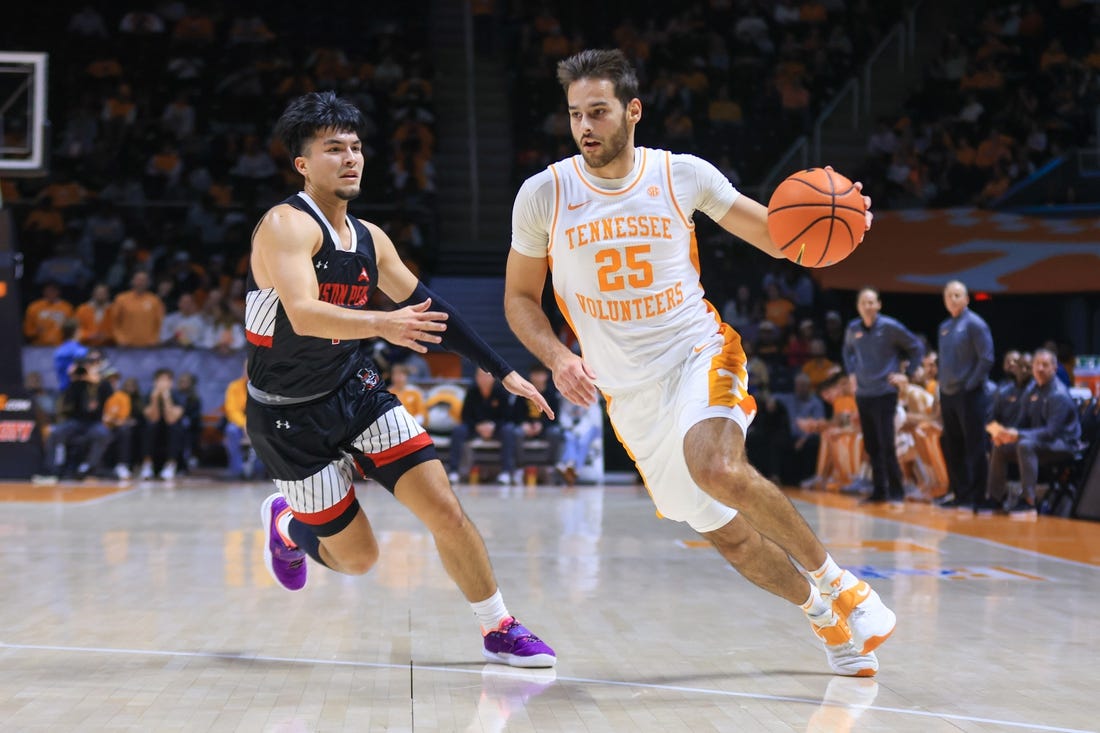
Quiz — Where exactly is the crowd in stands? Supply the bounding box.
[5,1,438,321]
[504,0,910,189]
[857,1,1100,208]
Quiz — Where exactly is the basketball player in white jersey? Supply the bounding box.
[504,49,895,676]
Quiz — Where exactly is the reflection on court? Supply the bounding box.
[0,478,1095,732]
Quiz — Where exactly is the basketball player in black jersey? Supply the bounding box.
[246,91,555,668]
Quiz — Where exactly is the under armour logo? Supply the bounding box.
[275,420,290,429]
[315,261,328,270]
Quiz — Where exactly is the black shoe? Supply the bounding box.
[935,497,964,509]
[1007,499,1038,520]
[859,494,888,505]
[934,493,957,507]
[974,497,1004,515]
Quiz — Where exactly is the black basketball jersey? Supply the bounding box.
[245,192,380,398]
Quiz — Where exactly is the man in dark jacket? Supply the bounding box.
[447,368,517,485]
[842,288,923,505]
[985,349,1081,518]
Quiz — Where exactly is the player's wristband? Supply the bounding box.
[398,283,512,380]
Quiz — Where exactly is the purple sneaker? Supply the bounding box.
[482,618,556,668]
[261,493,307,591]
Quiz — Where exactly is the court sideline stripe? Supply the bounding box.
[0,641,1090,733]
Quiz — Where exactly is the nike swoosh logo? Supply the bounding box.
[567,201,591,210]
[854,584,870,601]
[693,344,707,353]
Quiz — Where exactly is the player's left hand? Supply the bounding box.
[825,165,872,237]
[502,372,555,420]
[855,180,873,236]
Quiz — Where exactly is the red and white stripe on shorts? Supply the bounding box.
[275,405,429,526]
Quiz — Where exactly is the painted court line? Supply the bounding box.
[0,641,1090,733]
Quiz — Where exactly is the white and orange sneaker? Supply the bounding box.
[808,609,879,677]
[826,571,896,655]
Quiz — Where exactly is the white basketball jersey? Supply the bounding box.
[547,148,722,391]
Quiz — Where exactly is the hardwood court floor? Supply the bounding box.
[0,477,1096,732]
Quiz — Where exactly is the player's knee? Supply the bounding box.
[340,545,379,575]
[693,454,755,498]
[429,503,470,535]
[705,520,759,563]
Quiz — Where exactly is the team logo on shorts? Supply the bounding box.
[356,367,380,391]
[275,420,290,429]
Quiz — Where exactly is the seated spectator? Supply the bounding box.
[53,319,89,391]
[896,368,947,500]
[75,283,116,347]
[176,372,203,472]
[24,283,74,347]
[24,371,57,433]
[35,238,93,295]
[778,373,826,485]
[745,387,793,484]
[203,303,246,353]
[100,366,134,479]
[137,368,186,481]
[446,368,516,485]
[508,363,562,480]
[40,355,113,479]
[763,281,795,330]
[985,349,1081,518]
[801,338,837,389]
[222,362,265,480]
[799,371,864,492]
[390,363,426,426]
[556,399,603,486]
[991,350,1032,427]
[161,292,209,347]
[112,271,165,347]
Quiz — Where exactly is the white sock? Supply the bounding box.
[471,589,510,634]
[809,554,847,594]
[801,583,833,622]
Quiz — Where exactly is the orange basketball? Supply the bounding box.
[766,168,867,268]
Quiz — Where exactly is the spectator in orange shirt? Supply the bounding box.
[222,362,264,479]
[798,370,864,492]
[763,281,795,330]
[22,201,66,245]
[390,363,426,425]
[24,283,74,346]
[100,366,134,479]
[802,338,838,389]
[36,175,90,210]
[75,282,115,347]
[112,270,165,347]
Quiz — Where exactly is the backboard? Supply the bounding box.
[0,52,48,179]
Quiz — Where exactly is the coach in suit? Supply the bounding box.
[935,281,995,510]
[843,287,924,505]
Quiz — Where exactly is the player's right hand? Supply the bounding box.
[552,352,598,407]
[379,298,448,353]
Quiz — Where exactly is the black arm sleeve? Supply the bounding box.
[398,283,512,380]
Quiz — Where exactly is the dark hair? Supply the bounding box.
[556,49,640,107]
[61,318,79,340]
[274,91,365,159]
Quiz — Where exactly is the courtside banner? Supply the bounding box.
[816,207,1100,294]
